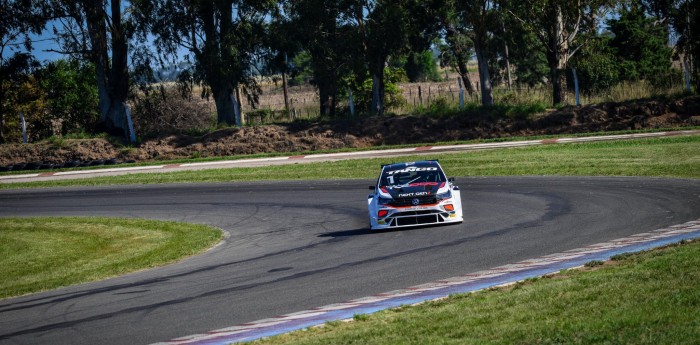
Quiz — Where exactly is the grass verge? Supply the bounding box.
[3,135,700,189]
[0,217,221,299]
[251,239,700,345]
[1,128,697,177]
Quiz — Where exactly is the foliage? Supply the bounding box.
[454,0,499,105]
[435,1,476,93]
[141,0,276,125]
[344,67,407,113]
[37,59,99,136]
[609,4,674,88]
[345,0,437,115]
[0,0,696,138]
[570,34,620,94]
[413,97,456,117]
[504,0,613,105]
[1,75,47,143]
[282,0,354,116]
[404,50,442,82]
[289,51,314,86]
[2,59,100,142]
[488,8,549,87]
[670,0,700,90]
[0,0,51,143]
[51,0,137,136]
[131,87,214,138]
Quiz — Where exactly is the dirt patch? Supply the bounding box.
[1,96,699,169]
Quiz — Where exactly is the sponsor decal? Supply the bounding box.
[407,182,439,187]
[386,167,438,175]
[398,191,430,198]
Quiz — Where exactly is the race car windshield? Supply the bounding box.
[381,166,446,187]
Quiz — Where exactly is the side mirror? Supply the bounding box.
[448,177,455,182]
[369,185,376,190]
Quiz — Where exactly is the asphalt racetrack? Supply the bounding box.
[1,176,700,345]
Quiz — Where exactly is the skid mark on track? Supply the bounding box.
[151,219,700,345]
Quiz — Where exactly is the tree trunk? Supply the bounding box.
[444,23,475,94]
[456,60,476,94]
[84,0,128,136]
[282,70,289,115]
[0,88,5,143]
[319,86,331,116]
[474,44,493,106]
[214,87,235,125]
[318,83,338,117]
[371,70,385,116]
[551,65,567,105]
[106,0,128,134]
[504,42,512,90]
[549,4,568,105]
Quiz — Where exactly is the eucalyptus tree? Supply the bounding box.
[437,21,476,94]
[0,0,51,143]
[342,0,427,115]
[670,0,699,89]
[139,0,276,125]
[609,3,674,85]
[454,0,497,105]
[282,0,353,117]
[50,0,139,136]
[505,0,611,105]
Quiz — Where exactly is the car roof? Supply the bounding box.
[382,160,440,171]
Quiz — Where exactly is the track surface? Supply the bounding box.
[1,177,700,345]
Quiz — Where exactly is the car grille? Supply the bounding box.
[387,210,451,227]
[389,196,438,207]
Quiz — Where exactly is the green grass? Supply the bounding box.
[0,217,221,299]
[2,128,696,177]
[251,240,700,345]
[3,135,699,189]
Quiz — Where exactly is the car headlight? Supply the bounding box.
[436,190,452,201]
[378,196,393,205]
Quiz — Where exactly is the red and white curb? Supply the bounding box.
[152,218,700,345]
[2,130,699,183]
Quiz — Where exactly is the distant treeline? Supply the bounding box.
[1,0,698,143]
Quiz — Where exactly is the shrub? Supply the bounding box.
[344,67,407,114]
[131,87,214,138]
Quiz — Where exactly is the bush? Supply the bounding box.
[344,67,407,113]
[404,50,441,82]
[414,97,457,117]
[131,87,214,138]
[38,60,99,136]
[570,36,620,94]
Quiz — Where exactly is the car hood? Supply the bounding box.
[381,182,444,199]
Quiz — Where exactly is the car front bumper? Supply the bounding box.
[369,205,463,230]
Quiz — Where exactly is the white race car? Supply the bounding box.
[367,160,463,230]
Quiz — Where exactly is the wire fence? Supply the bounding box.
[217,73,689,124]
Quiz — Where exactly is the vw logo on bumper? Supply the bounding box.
[411,198,420,206]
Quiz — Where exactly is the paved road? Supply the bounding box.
[1,177,700,344]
